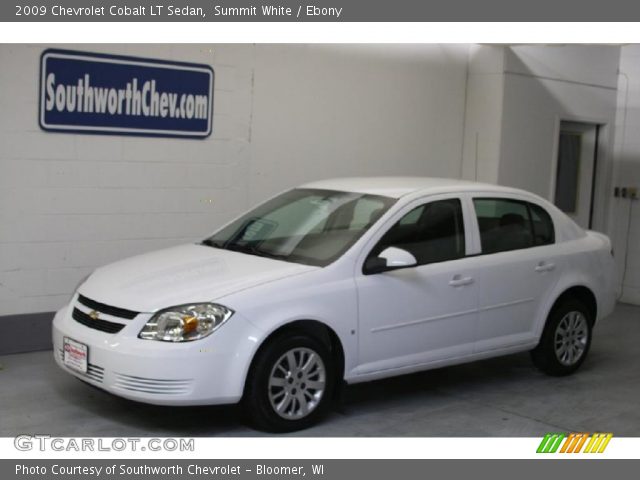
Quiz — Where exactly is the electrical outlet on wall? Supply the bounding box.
[613,186,638,199]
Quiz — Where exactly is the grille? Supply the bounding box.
[72,294,140,334]
[57,349,105,384]
[72,308,125,334]
[114,373,193,395]
[77,294,139,320]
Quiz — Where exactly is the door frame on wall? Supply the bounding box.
[549,115,613,234]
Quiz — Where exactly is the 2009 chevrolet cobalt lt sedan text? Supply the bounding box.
[53,177,617,431]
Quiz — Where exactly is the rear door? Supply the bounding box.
[468,195,562,351]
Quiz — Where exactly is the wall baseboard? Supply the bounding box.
[0,312,54,355]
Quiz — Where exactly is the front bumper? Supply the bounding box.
[52,301,263,406]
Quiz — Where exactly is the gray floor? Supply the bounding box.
[1,303,638,437]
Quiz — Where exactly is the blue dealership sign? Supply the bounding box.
[39,49,214,138]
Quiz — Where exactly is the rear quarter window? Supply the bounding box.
[529,203,555,245]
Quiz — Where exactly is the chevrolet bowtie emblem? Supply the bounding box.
[88,310,100,320]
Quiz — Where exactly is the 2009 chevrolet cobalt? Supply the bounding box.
[53,177,616,431]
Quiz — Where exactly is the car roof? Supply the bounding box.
[299,176,523,199]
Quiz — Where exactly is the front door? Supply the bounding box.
[354,195,479,375]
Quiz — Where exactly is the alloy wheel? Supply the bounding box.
[554,311,589,366]
[267,347,326,420]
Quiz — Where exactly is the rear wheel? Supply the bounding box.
[243,332,335,432]
[531,299,593,376]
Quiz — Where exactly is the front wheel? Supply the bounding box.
[531,299,593,376]
[242,332,335,432]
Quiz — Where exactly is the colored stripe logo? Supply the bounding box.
[537,433,613,453]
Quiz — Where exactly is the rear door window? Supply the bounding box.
[473,198,555,254]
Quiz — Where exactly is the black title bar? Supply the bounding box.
[5,0,640,22]
[4,459,640,480]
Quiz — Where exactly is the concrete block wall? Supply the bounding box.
[0,44,470,319]
[248,45,470,202]
[0,44,255,317]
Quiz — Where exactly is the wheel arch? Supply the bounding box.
[547,285,598,326]
[242,319,346,396]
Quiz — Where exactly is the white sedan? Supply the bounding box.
[53,177,617,431]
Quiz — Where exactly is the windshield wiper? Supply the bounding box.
[226,243,289,261]
[201,238,289,261]
[252,248,289,261]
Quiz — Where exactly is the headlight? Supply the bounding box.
[139,303,234,342]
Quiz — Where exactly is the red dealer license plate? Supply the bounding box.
[63,337,88,374]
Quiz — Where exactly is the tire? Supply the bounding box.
[242,331,335,432]
[531,298,593,376]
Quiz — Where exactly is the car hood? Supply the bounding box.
[78,243,318,313]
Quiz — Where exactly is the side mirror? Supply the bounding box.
[364,247,417,274]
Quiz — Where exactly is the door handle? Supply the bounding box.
[535,262,556,273]
[449,275,474,287]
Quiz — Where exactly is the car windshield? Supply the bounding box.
[202,188,395,266]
